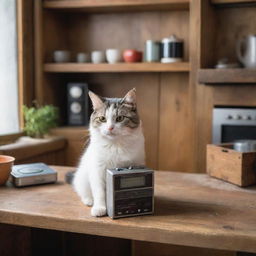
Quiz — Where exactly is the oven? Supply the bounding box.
[212,107,256,144]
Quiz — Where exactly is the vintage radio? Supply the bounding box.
[106,166,154,219]
[67,83,90,126]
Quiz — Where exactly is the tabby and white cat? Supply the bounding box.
[73,88,145,217]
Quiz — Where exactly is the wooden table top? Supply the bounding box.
[0,166,256,253]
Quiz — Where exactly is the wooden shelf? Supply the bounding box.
[43,0,190,12]
[44,62,190,73]
[212,0,256,5]
[198,68,256,84]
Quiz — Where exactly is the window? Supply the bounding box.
[0,0,20,135]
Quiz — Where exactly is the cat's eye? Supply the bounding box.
[98,116,106,122]
[116,116,125,122]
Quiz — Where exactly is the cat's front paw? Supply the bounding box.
[91,206,107,217]
[82,197,93,206]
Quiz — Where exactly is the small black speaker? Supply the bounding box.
[67,83,90,126]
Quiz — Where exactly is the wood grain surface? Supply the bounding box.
[50,126,89,166]
[207,144,256,187]
[212,0,256,4]
[1,166,256,253]
[0,136,67,162]
[43,0,190,12]
[44,62,190,73]
[198,69,256,84]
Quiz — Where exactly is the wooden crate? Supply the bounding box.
[207,144,256,187]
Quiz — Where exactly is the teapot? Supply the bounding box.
[236,35,256,68]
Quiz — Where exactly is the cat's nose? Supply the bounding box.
[108,126,114,131]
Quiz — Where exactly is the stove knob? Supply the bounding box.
[226,115,233,120]
[245,115,252,120]
[234,115,242,120]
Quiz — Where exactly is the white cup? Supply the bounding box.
[91,51,105,64]
[76,52,90,63]
[106,49,122,64]
[53,50,71,63]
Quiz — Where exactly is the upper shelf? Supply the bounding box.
[43,0,190,12]
[44,62,190,73]
[198,68,256,85]
[212,0,256,6]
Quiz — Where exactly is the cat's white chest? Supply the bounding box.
[100,142,143,168]
[86,135,144,169]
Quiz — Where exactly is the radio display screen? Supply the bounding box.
[120,176,145,188]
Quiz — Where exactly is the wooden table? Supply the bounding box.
[0,166,256,253]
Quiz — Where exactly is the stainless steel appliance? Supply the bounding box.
[106,166,154,219]
[212,107,256,144]
[11,163,57,187]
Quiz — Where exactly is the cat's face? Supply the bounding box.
[89,89,140,139]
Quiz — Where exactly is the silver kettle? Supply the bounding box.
[236,35,256,68]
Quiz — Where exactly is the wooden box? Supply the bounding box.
[207,144,256,187]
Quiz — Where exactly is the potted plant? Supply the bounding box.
[23,104,59,138]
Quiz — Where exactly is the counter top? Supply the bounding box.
[0,166,256,253]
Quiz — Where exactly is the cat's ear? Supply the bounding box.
[88,91,104,110]
[123,88,136,107]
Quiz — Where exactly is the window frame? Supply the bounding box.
[0,0,34,141]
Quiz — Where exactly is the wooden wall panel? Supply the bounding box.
[18,0,35,108]
[0,224,31,256]
[158,73,191,171]
[51,126,89,167]
[195,0,216,172]
[64,232,131,256]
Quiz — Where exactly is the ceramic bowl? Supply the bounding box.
[53,50,71,63]
[106,49,122,64]
[0,155,15,185]
[123,49,142,63]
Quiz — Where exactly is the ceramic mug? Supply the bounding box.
[145,40,161,62]
[76,53,90,63]
[91,51,105,64]
[237,35,256,68]
[53,50,71,63]
[106,49,122,64]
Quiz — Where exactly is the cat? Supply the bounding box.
[73,88,145,217]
